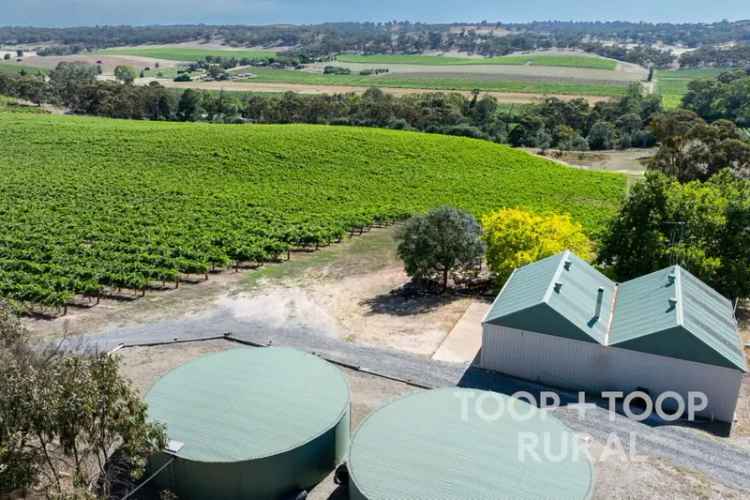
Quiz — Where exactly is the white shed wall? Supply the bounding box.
[480,324,744,423]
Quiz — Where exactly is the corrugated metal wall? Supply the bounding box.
[150,405,350,500]
[481,325,743,423]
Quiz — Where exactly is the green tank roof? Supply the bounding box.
[146,347,351,463]
[348,388,593,500]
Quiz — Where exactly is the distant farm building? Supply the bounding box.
[145,348,351,499]
[481,251,747,423]
[348,388,593,500]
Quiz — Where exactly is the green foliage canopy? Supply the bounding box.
[395,206,484,290]
[482,208,594,286]
[597,171,750,300]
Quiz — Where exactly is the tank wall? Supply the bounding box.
[151,404,351,500]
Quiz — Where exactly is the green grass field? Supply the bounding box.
[0,107,625,308]
[656,68,726,108]
[0,62,48,76]
[100,47,277,62]
[336,53,618,70]
[239,67,629,96]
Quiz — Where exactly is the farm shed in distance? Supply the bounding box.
[481,251,747,423]
[145,347,351,500]
[348,388,593,500]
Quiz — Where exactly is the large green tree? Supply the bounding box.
[597,171,750,300]
[395,206,484,291]
[48,62,98,105]
[113,65,137,84]
[649,110,750,182]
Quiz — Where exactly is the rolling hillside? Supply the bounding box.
[0,108,626,309]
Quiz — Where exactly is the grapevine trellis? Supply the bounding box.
[0,111,626,314]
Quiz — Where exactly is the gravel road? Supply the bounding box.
[69,311,750,493]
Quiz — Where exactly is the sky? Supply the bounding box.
[3,0,750,27]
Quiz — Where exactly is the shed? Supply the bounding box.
[145,347,351,500]
[481,251,747,423]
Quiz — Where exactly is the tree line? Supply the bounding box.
[2,20,748,55]
[0,63,667,152]
[391,68,750,302]
[679,45,750,68]
[5,22,750,68]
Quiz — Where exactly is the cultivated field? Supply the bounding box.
[148,79,614,104]
[6,43,646,100]
[4,53,180,74]
[656,68,727,108]
[336,52,619,70]
[100,46,277,61]
[235,66,633,96]
[0,107,625,311]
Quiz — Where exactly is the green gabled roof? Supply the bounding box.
[484,250,616,344]
[546,252,616,345]
[611,266,747,372]
[484,252,563,322]
[680,268,747,371]
[609,267,681,345]
[485,252,747,373]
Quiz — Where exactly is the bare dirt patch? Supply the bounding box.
[19,54,178,74]
[522,147,654,176]
[26,227,484,358]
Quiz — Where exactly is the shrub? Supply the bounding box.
[482,208,593,286]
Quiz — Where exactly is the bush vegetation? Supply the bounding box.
[482,208,593,286]
[0,304,166,497]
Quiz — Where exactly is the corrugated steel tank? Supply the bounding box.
[348,388,593,500]
[145,347,351,499]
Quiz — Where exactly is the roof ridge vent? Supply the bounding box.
[667,272,677,285]
[668,296,678,308]
[554,282,563,293]
[594,286,605,319]
[563,259,572,271]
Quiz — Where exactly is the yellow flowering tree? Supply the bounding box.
[482,208,594,286]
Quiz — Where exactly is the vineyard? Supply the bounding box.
[0,109,626,314]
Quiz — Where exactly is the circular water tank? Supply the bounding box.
[348,388,593,500]
[145,347,351,500]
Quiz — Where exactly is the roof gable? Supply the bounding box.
[486,302,602,344]
[483,251,614,344]
[546,252,616,345]
[613,325,745,371]
[484,251,747,373]
[679,268,747,372]
[483,252,564,323]
[609,267,680,346]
